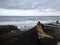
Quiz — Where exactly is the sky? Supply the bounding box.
[0,0,60,16]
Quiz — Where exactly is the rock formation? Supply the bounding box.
[0,21,60,45]
[36,21,53,39]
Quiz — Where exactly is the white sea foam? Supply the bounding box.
[0,20,58,31]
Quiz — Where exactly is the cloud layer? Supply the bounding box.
[0,0,60,11]
[0,8,60,16]
[0,0,60,16]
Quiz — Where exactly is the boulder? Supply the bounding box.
[0,25,21,45]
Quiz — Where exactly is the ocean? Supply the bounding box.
[0,16,60,21]
[0,16,60,31]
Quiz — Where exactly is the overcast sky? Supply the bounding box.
[0,0,60,16]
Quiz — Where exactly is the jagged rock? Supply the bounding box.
[0,21,60,45]
[36,21,53,39]
[16,21,56,45]
[0,25,39,45]
[35,21,57,45]
[43,22,60,40]
[40,23,60,45]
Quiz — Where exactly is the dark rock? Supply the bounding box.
[42,22,60,45]
[0,21,60,45]
[16,21,56,45]
[0,25,22,45]
[17,26,39,45]
[0,25,39,45]
[0,25,18,34]
[43,23,60,40]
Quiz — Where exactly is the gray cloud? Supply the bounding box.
[0,0,60,11]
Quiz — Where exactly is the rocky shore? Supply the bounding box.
[0,21,60,45]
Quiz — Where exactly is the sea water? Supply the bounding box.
[0,16,60,21]
[0,16,60,31]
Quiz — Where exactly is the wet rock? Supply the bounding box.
[0,25,21,45]
[0,21,60,45]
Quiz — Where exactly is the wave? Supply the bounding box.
[0,20,59,31]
